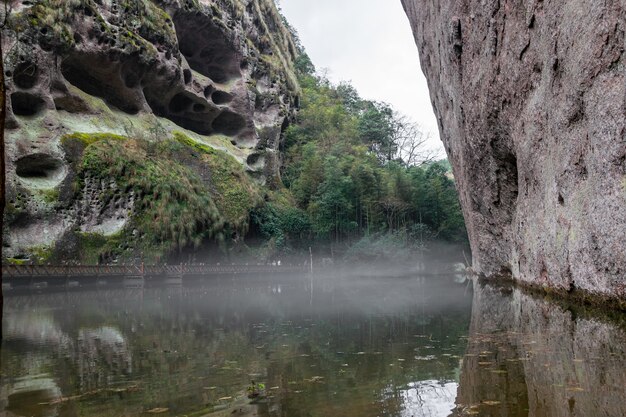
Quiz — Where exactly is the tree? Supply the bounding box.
[391,113,439,167]
[336,81,361,113]
[309,157,356,243]
[358,103,438,166]
[280,65,467,251]
[358,101,396,162]
[294,52,315,76]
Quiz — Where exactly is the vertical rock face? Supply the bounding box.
[402,0,626,298]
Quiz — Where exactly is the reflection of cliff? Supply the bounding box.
[3,306,132,395]
[5,376,61,417]
[452,283,626,417]
[77,327,133,391]
[4,313,73,352]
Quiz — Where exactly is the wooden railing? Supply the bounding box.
[2,264,308,279]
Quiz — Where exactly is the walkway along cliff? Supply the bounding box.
[401,1,626,302]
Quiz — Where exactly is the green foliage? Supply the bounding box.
[119,0,177,49]
[80,137,224,258]
[62,130,265,263]
[28,246,55,264]
[11,0,175,57]
[344,232,414,262]
[251,201,310,250]
[170,131,260,230]
[294,52,315,76]
[279,71,468,248]
[358,101,397,162]
[15,0,84,49]
[77,232,122,265]
[39,188,60,204]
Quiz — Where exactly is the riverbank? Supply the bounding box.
[476,274,626,321]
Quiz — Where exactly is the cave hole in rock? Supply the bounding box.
[53,94,89,114]
[212,110,246,136]
[183,68,192,84]
[124,71,141,89]
[205,66,228,84]
[15,153,66,188]
[61,56,140,114]
[204,85,215,98]
[211,90,232,105]
[505,152,519,201]
[173,12,241,83]
[494,151,519,214]
[169,92,194,113]
[246,152,265,170]
[489,132,519,216]
[145,87,218,135]
[13,61,39,89]
[11,92,46,116]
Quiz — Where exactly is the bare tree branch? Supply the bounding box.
[390,111,442,166]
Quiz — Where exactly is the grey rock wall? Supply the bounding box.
[402,0,626,298]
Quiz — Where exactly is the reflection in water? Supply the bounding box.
[398,380,457,417]
[452,282,626,417]
[77,326,132,390]
[1,273,625,417]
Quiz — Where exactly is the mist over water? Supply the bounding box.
[1,268,625,417]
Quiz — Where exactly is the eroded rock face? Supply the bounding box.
[2,0,298,261]
[402,1,626,298]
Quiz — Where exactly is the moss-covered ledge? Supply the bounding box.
[474,273,626,316]
[52,131,262,264]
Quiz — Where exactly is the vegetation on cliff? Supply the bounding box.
[60,131,260,263]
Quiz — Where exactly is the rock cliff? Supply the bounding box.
[2,0,299,263]
[402,1,626,299]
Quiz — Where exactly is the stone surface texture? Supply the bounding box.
[402,0,626,298]
[2,0,298,260]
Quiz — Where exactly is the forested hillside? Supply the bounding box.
[249,33,467,261]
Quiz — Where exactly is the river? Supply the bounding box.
[1,270,625,417]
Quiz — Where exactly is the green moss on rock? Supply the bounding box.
[62,131,127,147]
[60,129,264,262]
[11,0,176,57]
[77,232,128,264]
[80,136,224,257]
[170,131,261,230]
[5,258,28,266]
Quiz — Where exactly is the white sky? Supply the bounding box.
[279,0,443,152]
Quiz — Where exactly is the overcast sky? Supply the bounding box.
[279,0,443,152]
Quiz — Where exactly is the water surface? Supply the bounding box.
[1,272,625,417]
